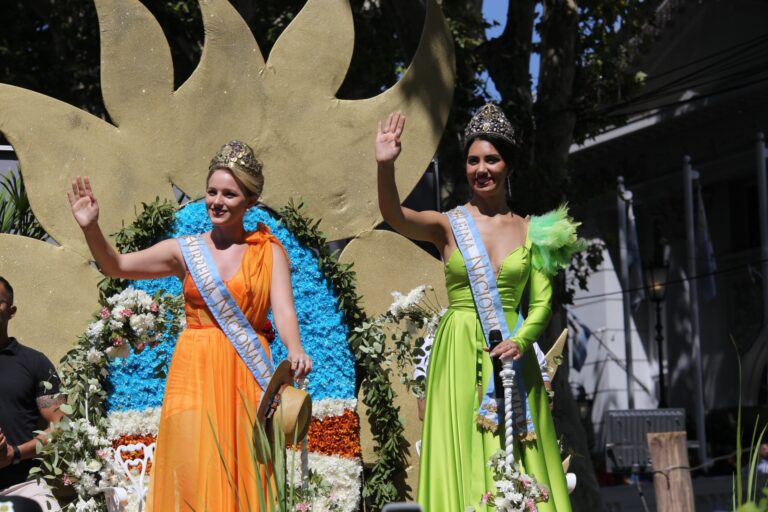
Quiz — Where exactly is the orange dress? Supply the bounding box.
[147,226,280,511]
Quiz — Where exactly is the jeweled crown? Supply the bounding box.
[209,140,262,178]
[463,103,516,147]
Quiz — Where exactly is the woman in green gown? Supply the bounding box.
[375,105,580,512]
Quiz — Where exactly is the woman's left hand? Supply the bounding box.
[287,350,313,379]
[487,339,521,361]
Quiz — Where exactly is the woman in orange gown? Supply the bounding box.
[68,140,313,511]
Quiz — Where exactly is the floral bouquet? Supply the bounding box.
[468,451,549,512]
[384,285,445,398]
[85,287,185,358]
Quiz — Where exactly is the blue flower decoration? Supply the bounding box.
[106,202,355,411]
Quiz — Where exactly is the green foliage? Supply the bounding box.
[279,200,407,510]
[570,0,661,142]
[279,200,366,328]
[736,491,768,512]
[33,288,185,511]
[732,337,768,511]
[564,239,606,304]
[99,197,177,299]
[0,169,47,239]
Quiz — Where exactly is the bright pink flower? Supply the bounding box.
[150,303,159,313]
[113,337,124,346]
[119,308,133,317]
[527,498,536,512]
[294,503,310,512]
[481,491,493,504]
[100,307,110,319]
[62,474,72,486]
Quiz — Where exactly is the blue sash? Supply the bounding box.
[446,206,534,439]
[177,235,273,390]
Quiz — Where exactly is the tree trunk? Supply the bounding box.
[478,0,537,183]
[531,0,579,213]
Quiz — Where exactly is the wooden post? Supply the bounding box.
[647,431,696,512]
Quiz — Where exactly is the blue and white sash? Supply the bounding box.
[178,235,273,390]
[446,206,534,439]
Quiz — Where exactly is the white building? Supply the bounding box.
[568,0,768,471]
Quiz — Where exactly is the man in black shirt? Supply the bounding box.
[0,276,63,511]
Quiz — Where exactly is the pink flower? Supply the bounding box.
[527,498,536,512]
[97,449,109,460]
[150,302,159,313]
[100,307,110,319]
[62,474,72,486]
[540,487,549,501]
[119,308,133,317]
[135,342,146,352]
[112,337,124,346]
[294,503,310,512]
[481,491,494,504]
[520,475,532,486]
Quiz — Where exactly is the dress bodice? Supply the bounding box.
[443,236,552,354]
[181,225,280,331]
[444,238,533,313]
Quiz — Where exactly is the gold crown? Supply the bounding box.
[209,140,262,178]
[463,103,516,147]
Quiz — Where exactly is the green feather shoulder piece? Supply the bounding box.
[527,204,586,277]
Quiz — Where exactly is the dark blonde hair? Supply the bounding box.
[206,166,264,199]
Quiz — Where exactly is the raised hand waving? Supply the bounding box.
[375,111,406,165]
[67,176,100,229]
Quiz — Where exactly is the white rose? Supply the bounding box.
[86,347,103,364]
[85,320,104,341]
[85,459,102,473]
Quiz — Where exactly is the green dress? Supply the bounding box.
[417,209,577,512]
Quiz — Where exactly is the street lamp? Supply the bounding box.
[645,263,670,407]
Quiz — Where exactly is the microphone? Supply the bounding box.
[488,329,504,395]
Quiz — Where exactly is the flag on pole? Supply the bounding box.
[627,201,646,310]
[567,308,592,372]
[696,183,717,300]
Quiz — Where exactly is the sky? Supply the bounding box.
[481,0,541,99]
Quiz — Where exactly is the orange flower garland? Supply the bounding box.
[112,434,157,474]
[297,410,361,459]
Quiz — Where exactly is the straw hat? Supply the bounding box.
[256,361,312,454]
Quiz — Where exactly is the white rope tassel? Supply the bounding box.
[500,359,516,466]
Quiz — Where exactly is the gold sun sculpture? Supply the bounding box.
[0,0,455,364]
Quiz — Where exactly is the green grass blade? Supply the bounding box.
[733,336,744,509]
[206,413,244,511]
[747,422,767,503]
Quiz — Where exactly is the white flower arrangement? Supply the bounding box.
[106,408,161,439]
[34,287,184,511]
[288,452,362,512]
[310,399,357,421]
[85,287,184,358]
[375,285,445,398]
[467,451,549,512]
